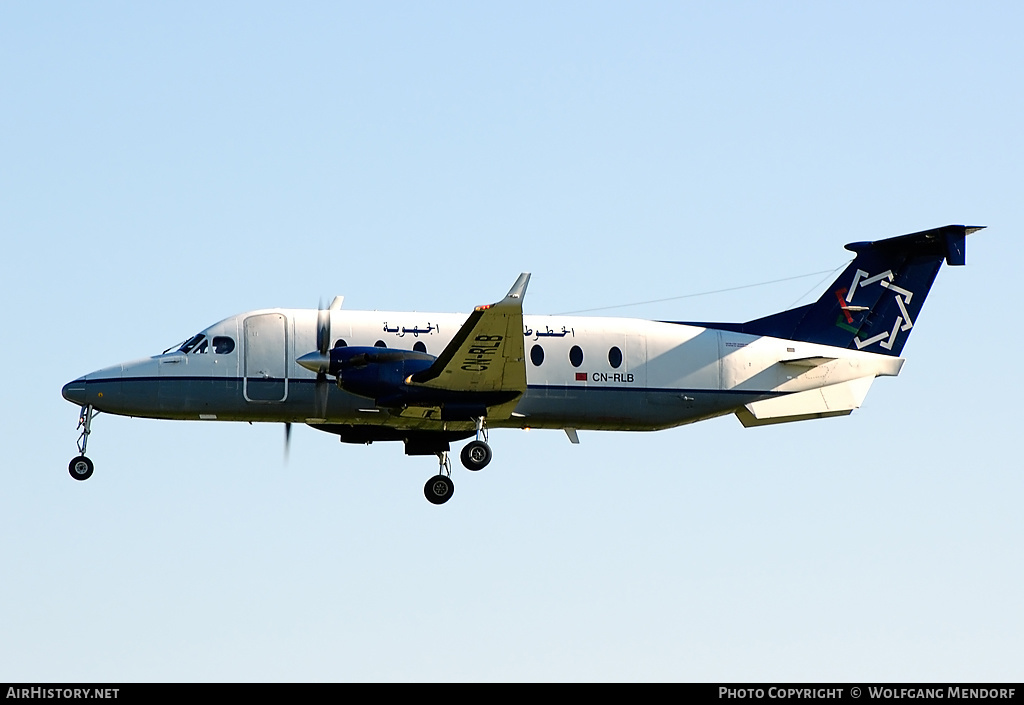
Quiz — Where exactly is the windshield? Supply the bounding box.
[163,333,235,355]
[176,334,205,354]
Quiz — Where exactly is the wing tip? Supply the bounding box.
[506,272,531,300]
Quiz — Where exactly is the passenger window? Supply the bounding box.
[530,345,544,366]
[413,341,427,353]
[334,339,348,348]
[374,340,387,348]
[569,345,583,368]
[213,336,235,354]
[608,346,623,369]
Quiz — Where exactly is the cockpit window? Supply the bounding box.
[171,333,233,355]
[178,334,206,354]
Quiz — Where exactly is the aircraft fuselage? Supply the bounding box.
[62,308,902,435]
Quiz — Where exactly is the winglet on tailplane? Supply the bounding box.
[706,225,982,356]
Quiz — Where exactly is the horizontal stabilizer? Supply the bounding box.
[736,376,874,427]
[780,356,837,367]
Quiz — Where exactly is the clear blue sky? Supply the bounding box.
[3,1,1021,682]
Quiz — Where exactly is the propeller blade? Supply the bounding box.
[316,372,329,418]
[317,302,330,357]
[314,299,331,418]
[284,422,292,462]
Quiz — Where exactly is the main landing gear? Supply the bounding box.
[424,417,493,505]
[461,416,492,471]
[424,452,454,505]
[69,405,98,481]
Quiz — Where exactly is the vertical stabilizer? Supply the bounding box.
[740,225,982,356]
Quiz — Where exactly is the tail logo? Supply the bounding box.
[838,269,916,351]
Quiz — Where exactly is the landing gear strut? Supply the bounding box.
[460,416,492,471]
[424,451,454,505]
[69,405,97,481]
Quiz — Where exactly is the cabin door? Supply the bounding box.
[244,313,289,402]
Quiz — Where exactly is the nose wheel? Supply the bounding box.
[69,405,98,481]
[69,455,94,481]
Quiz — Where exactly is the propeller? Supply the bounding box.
[289,299,338,461]
[297,297,347,418]
[315,301,331,418]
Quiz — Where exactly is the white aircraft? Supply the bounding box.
[62,225,980,504]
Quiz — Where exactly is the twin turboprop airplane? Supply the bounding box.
[62,225,979,504]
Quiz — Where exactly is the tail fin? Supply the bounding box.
[741,225,983,356]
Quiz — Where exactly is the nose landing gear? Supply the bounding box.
[68,405,98,481]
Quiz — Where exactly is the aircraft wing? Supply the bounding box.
[407,273,530,416]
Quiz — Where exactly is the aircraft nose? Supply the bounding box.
[62,378,88,405]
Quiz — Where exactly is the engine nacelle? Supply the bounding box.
[323,346,521,417]
[329,346,435,404]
